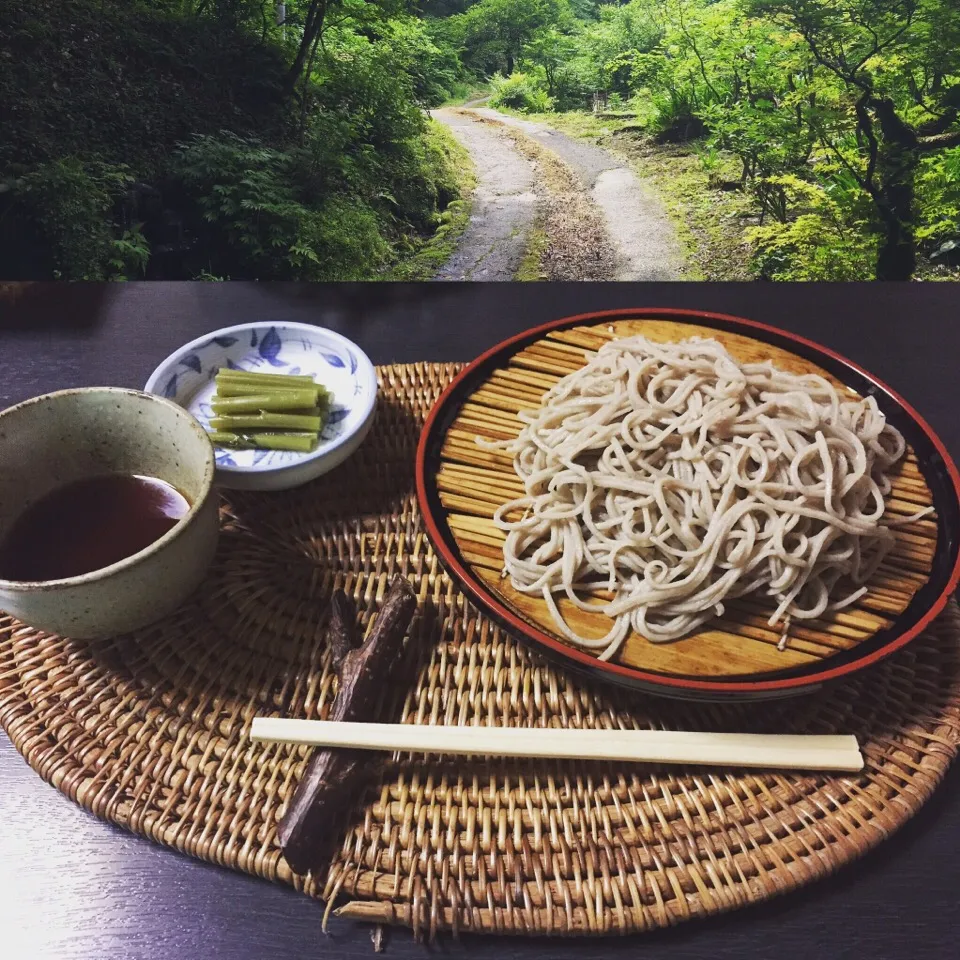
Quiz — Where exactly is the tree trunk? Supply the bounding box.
[919,130,960,151]
[297,23,324,143]
[284,0,326,96]
[505,52,514,75]
[870,97,919,282]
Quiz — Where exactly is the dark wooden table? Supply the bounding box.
[2,282,959,959]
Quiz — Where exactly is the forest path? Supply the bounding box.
[436,107,685,281]
[431,108,537,281]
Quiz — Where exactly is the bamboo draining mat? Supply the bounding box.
[439,320,937,678]
[1,362,959,940]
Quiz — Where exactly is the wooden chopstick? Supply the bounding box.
[250,718,864,772]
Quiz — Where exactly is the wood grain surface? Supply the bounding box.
[2,281,960,960]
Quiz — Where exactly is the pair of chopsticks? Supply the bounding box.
[250,718,863,772]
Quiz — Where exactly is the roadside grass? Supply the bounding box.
[515,227,549,280]
[383,120,478,281]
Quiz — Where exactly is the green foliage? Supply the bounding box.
[4,0,955,280]
[170,132,390,280]
[0,0,468,280]
[576,1,666,94]
[384,119,477,279]
[490,71,555,112]
[439,79,493,106]
[523,27,591,109]
[383,16,464,107]
[741,0,960,277]
[435,0,957,279]
[0,158,136,280]
[0,0,289,174]
[302,28,462,235]
[450,0,568,76]
[694,144,722,174]
[916,147,960,246]
[418,117,467,209]
[746,175,876,279]
[109,225,152,280]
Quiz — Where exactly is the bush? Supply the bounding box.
[0,0,288,175]
[300,37,463,252]
[746,175,876,281]
[651,92,705,143]
[169,109,459,280]
[917,146,960,253]
[0,158,141,280]
[489,72,554,113]
[550,62,593,111]
[0,1,468,280]
[386,16,464,107]
[169,133,389,280]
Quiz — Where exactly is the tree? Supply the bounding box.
[522,27,576,96]
[576,0,666,95]
[752,0,960,279]
[454,0,566,75]
[284,0,331,94]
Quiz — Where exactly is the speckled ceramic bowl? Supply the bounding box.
[0,388,219,638]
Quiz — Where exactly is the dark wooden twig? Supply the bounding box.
[278,576,418,875]
[325,591,356,667]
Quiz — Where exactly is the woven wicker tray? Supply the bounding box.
[2,362,959,939]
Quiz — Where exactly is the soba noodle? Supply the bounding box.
[480,335,926,661]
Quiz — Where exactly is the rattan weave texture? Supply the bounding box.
[1,363,958,939]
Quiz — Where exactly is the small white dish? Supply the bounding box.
[144,322,377,491]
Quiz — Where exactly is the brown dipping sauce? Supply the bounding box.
[0,474,191,582]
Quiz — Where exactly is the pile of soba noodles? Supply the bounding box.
[482,335,921,661]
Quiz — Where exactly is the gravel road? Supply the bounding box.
[448,108,684,281]
[431,108,537,281]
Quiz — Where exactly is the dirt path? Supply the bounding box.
[448,108,685,281]
[430,108,536,281]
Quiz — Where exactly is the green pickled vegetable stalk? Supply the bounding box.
[215,381,330,403]
[209,411,323,431]
[211,390,318,414]
[216,369,316,386]
[208,431,318,452]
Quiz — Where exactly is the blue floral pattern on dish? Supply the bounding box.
[259,327,285,367]
[148,321,377,475]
